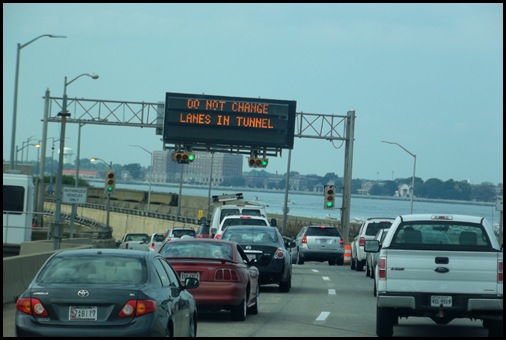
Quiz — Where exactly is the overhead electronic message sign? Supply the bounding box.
[164,92,296,149]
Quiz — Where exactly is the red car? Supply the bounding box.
[158,238,260,321]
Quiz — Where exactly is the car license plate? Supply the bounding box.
[181,272,200,281]
[431,295,452,307]
[69,306,97,321]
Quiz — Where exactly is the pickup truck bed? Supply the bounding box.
[118,233,150,251]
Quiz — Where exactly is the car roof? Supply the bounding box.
[398,214,485,223]
[222,214,268,220]
[162,238,237,246]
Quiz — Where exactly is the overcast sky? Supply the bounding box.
[3,3,503,185]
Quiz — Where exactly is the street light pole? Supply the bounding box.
[128,145,152,210]
[9,34,66,170]
[53,73,99,250]
[69,122,87,238]
[382,140,416,214]
[91,157,113,230]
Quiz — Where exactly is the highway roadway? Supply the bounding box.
[4,262,488,337]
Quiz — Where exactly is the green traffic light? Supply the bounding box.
[261,159,268,167]
[188,153,195,161]
[327,201,333,207]
[107,186,113,192]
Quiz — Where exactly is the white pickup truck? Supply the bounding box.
[117,233,150,251]
[365,214,503,337]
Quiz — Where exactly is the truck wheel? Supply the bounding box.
[356,260,364,272]
[376,306,395,337]
[486,320,503,337]
[350,258,356,270]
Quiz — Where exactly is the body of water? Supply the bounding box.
[112,182,501,226]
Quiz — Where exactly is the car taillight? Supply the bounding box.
[340,239,344,245]
[302,236,307,244]
[119,299,157,317]
[274,248,285,259]
[498,260,503,283]
[151,243,155,250]
[215,268,240,281]
[215,234,221,239]
[378,257,387,280]
[125,242,129,249]
[359,237,365,247]
[16,297,48,316]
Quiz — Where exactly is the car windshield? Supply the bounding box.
[306,226,340,237]
[153,234,166,242]
[38,256,145,284]
[159,241,233,260]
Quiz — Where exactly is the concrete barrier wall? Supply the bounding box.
[3,240,94,305]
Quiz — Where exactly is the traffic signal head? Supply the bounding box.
[324,185,335,209]
[172,151,195,164]
[105,171,116,193]
[248,157,268,168]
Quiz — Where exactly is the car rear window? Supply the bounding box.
[38,256,145,284]
[173,229,196,238]
[306,226,340,237]
[365,222,393,236]
[223,218,268,228]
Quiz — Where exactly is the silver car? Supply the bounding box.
[293,225,345,266]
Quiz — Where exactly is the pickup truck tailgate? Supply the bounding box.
[382,249,501,294]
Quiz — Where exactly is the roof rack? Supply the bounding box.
[212,193,244,203]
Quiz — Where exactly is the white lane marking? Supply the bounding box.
[322,276,330,281]
[316,311,330,321]
[312,269,319,272]
[328,289,336,295]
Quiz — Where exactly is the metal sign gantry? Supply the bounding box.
[43,93,355,242]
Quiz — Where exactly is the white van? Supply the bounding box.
[206,193,275,237]
[213,214,271,239]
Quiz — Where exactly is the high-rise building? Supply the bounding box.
[152,150,243,185]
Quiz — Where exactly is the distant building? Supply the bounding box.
[152,151,243,185]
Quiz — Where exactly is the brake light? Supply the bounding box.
[274,248,285,259]
[215,268,240,281]
[16,297,48,316]
[378,257,387,280]
[119,299,157,317]
[359,237,365,247]
[302,236,307,244]
[340,239,344,245]
[215,234,221,239]
[151,243,155,250]
[498,260,503,283]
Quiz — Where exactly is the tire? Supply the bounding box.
[350,257,356,270]
[376,306,395,337]
[365,264,371,277]
[356,259,364,272]
[279,272,291,293]
[336,256,344,266]
[373,277,377,297]
[189,312,197,337]
[486,320,503,337]
[297,251,304,265]
[230,292,247,321]
[328,258,336,266]
[247,284,259,315]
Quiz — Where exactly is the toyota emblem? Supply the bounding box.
[245,245,252,250]
[77,290,89,297]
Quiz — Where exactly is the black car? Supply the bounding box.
[221,225,292,292]
[15,248,199,337]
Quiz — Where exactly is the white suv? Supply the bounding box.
[213,215,270,239]
[350,217,394,271]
